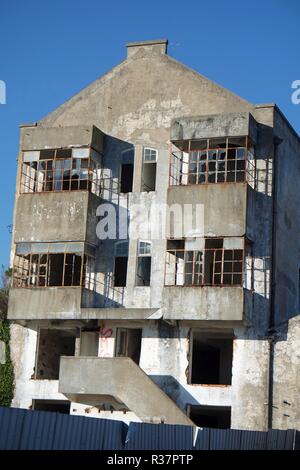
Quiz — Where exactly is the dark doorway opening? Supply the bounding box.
[190,331,233,385]
[189,405,231,429]
[115,328,142,365]
[114,257,128,287]
[35,329,76,380]
[32,400,70,414]
[120,163,133,193]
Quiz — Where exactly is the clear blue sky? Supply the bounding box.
[0,0,299,268]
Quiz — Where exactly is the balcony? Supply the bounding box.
[14,191,100,246]
[59,356,194,426]
[162,236,253,322]
[15,124,104,246]
[162,285,250,321]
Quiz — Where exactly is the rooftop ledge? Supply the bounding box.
[126,39,168,58]
[126,39,168,48]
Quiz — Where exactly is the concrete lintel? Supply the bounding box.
[81,307,161,320]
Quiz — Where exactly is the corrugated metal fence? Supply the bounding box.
[0,407,299,450]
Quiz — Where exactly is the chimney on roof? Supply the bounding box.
[126,39,168,58]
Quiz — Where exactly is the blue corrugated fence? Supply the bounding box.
[0,406,299,450]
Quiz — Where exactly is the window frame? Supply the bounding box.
[164,237,246,287]
[20,146,102,196]
[136,240,152,286]
[169,136,255,187]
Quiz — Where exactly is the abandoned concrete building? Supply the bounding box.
[8,39,300,431]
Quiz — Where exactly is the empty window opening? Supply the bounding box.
[165,237,244,286]
[142,148,157,192]
[13,250,88,288]
[120,163,134,193]
[32,400,70,414]
[114,241,129,287]
[115,328,142,365]
[189,405,231,429]
[35,329,76,380]
[21,147,101,196]
[189,331,233,385]
[170,136,254,187]
[136,241,151,286]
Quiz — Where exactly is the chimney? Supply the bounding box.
[126,39,168,58]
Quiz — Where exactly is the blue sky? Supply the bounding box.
[0,0,299,268]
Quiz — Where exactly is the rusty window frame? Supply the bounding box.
[164,237,245,287]
[169,136,255,187]
[20,147,102,196]
[12,251,89,288]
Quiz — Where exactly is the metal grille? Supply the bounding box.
[165,239,244,286]
[13,252,87,288]
[20,148,102,196]
[170,136,255,187]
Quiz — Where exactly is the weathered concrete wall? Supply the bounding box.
[170,112,257,142]
[273,109,300,324]
[168,184,247,237]
[10,324,66,409]
[231,339,270,430]
[59,356,194,426]
[40,43,253,141]
[246,105,275,333]
[272,315,300,430]
[20,125,104,153]
[15,192,90,244]
[8,287,82,320]
[9,41,299,431]
[162,287,245,321]
[10,318,270,430]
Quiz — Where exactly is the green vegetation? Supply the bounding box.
[0,267,14,406]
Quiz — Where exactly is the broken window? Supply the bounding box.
[12,242,95,288]
[189,405,231,429]
[189,331,233,385]
[170,137,253,186]
[136,241,152,286]
[32,400,70,414]
[141,148,157,192]
[120,148,134,193]
[20,147,101,196]
[114,241,129,287]
[115,328,142,365]
[35,329,77,380]
[165,237,244,286]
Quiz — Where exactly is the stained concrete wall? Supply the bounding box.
[20,125,104,153]
[8,41,300,431]
[162,287,245,321]
[15,192,90,244]
[272,314,300,430]
[40,42,253,140]
[10,324,66,409]
[273,109,300,325]
[167,184,247,237]
[8,287,82,320]
[10,318,270,430]
[170,112,257,142]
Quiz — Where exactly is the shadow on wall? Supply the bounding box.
[82,134,134,308]
[149,374,200,412]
